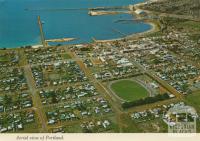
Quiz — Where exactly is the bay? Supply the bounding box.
[0,0,151,48]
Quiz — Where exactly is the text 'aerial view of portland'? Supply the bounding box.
[0,0,200,135]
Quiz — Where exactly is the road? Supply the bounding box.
[23,65,48,133]
[72,51,125,132]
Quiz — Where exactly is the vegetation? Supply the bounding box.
[144,0,200,18]
[0,56,9,62]
[3,95,12,108]
[111,80,148,101]
[62,53,71,59]
[119,113,168,133]
[185,92,200,132]
[122,93,170,109]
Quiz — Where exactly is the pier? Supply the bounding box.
[114,17,157,23]
[88,10,131,16]
[37,16,77,47]
[111,28,127,36]
[26,6,128,12]
[45,38,77,43]
[38,16,47,47]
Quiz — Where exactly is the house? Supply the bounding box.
[150,82,159,89]
[0,128,7,133]
[17,124,23,129]
[48,119,56,125]
[102,120,110,128]
[135,9,146,15]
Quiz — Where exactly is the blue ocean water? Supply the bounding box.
[0,0,151,48]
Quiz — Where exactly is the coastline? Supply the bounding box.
[93,21,158,43]
[91,0,159,43]
[0,0,159,49]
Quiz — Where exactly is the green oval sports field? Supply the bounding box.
[111,80,149,101]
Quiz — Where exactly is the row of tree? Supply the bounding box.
[122,93,170,109]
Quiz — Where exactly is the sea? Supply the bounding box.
[0,0,151,48]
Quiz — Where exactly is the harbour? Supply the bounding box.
[0,0,152,48]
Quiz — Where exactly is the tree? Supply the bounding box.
[122,93,170,109]
[4,94,12,107]
[51,93,58,104]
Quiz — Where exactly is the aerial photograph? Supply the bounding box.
[0,0,200,136]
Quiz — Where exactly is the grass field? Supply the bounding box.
[185,91,200,133]
[0,56,9,62]
[111,80,149,102]
[185,92,200,113]
[61,53,71,59]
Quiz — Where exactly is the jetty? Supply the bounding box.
[45,38,77,43]
[25,6,128,12]
[88,10,131,16]
[38,16,47,47]
[37,16,77,47]
[111,28,127,36]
